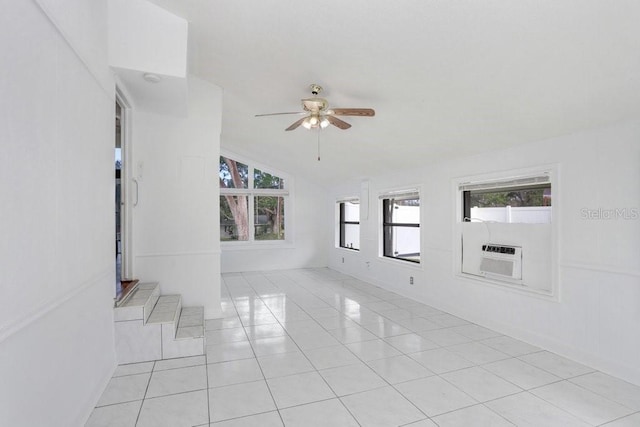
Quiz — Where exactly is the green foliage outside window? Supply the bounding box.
[219,156,286,242]
[469,186,551,208]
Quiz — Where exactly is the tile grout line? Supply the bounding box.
[261,272,362,427]
[228,281,286,426]
[204,346,211,425]
[262,272,427,425]
[566,374,640,412]
[134,360,155,426]
[214,269,640,427]
[271,272,494,425]
[243,276,293,426]
[596,410,640,427]
[276,276,451,424]
[260,273,363,426]
[243,272,461,424]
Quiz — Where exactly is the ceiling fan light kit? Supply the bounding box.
[301,114,330,130]
[256,84,375,131]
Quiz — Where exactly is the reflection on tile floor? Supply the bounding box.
[87,268,640,426]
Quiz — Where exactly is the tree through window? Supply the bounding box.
[219,156,288,242]
[219,157,249,240]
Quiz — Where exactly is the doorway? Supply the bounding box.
[115,94,135,301]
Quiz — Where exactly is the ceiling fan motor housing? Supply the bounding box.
[302,98,329,112]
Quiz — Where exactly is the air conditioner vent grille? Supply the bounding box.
[480,257,514,277]
[480,244,522,281]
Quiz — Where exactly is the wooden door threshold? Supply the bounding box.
[115,279,139,307]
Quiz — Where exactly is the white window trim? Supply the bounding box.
[378,188,420,200]
[378,185,423,266]
[458,175,550,193]
[220,152,294,247]
[452,164,560,301]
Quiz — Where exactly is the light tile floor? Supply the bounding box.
[87,268,640,426]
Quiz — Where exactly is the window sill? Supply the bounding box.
[336,247,360,252]
[455,272,558,301]
[377,255,423,270]
[221,241,295,251]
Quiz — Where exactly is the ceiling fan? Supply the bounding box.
[256,84,375,131]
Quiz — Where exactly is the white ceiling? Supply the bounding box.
[149,0,640,187]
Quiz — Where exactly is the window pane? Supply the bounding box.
[254,168,284,189]
[465,185,551,224]
[254,196,285,240]
[383,225,420,262]
[469,186,551,208]
[219,156,248,189]
[339,201,360,250]
[220,195,249,241]
[342,224,360,250]
[343,201,359,222]
[382,197,420,263]
[388,198,420,224]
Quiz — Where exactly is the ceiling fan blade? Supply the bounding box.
[255,112,306,117]
[326,115,352,130]
[331,108,375,117]
[285,117,307,131]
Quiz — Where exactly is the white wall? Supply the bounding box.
[132,76,223,318]
[108,0,189,116]
[221,175,329,272]
[0,1,116,425]
[34,0,113,92]
[328,120,640,385]
[108,0,188,78]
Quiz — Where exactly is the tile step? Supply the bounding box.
[176,306,205,340]
[147,295,182,325]
[114,287,205,362]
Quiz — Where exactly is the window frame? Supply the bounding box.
[337,199,360,251]
[219,153,292,246]
[379,188,421,264]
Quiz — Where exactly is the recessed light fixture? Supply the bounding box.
[142,73,162,83]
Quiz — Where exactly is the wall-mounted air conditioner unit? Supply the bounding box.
[480,244,522,282]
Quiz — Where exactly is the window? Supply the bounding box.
[461,176,551,224]
[219,155,288,242]
[381,191,420,263]
[338,200,360,250]
[456,170,556,298]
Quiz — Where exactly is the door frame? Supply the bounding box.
[116,87,134,286]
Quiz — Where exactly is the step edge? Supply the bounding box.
[115,282,160,309]
[146,295,182,326]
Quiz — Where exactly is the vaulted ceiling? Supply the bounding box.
[149,0,640,186]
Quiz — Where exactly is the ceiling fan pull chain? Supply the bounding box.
[317,130,321,161]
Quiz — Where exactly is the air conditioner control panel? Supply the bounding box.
[482,244,517,255]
